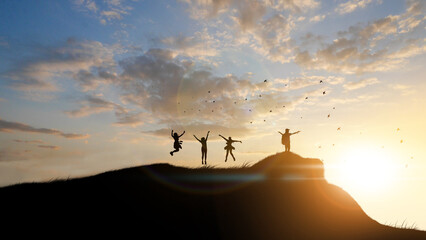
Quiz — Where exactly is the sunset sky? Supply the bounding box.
[1,0,425,230]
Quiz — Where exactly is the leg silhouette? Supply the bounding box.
[230,151,236,161]
[225,150,229,162]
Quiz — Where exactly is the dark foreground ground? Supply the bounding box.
[1,152,425,239]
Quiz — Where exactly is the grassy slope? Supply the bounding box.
[1,152,425,239]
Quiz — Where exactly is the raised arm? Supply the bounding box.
[232,139,242,143]
[171,130,174,137]
[219,134,227,141]
[179,131,186,137]
[206,131,210,141]
[193,135,201,142]
[291,131,301,135]
[278,131,283,135]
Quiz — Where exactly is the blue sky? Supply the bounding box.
[1,0,426,230]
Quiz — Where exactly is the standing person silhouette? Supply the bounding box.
[219,134,242,162]
[193,131,210,165]
[170,130,185,156]
[278,129,300,152]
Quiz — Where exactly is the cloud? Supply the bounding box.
[74,0,133,24]
[309,14,325,23]
[4,38,117,93]
[116,47,319,135]
[335,0,376,15]
[13,139,44,144]
[65,96,120,118]
[343,77,379,90]
[389,83,415,96]
[180,0,318,63]
[294,4,426,75]
[161,29,218,58]
[37,145,61,150]
[0,118,89,139]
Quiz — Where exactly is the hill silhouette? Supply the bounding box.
[1,152,425,239]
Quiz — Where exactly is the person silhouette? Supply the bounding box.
[278,129,300,152]
[170,130,185,156]
[219,134,242,162]
[193,131,210,165]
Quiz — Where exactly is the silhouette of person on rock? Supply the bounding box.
[278,129,300,152]
[170,130,185,156]
[194,131,210,165]
[219,134,242,162]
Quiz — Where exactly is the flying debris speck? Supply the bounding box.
[320,80,323,83]
[400,140,403,143]
[249,109,252,112]
[264,120,266,122]
[323,91,326,95]
[213,100,215,103]
[245,98,247,100]
[270,110,272,112]
[397,128,400,131]
[305,97,308,100]
[333,107,335,109]
[208,91,210,93]
[259,94,262,97]
[264,79,267,82]
[250,121,253,124]
[234,102,237,104]
[327,114,330,118]
[337,127,341,130]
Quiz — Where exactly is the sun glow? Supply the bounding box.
[339,146,398,193]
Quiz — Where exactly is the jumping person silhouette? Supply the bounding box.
[278,129,300,152]
[193,131,210,165]
[219,134,242,162]
[170,130,185,156]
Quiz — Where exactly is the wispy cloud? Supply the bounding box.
[343,77,379,90]
[13,139,44,144]
[0,118,89,139]
[37,145,61,150]
[335,0,377,15]
[74,0,134,24]
[4,38,117,93]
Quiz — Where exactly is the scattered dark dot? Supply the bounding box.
[397,128,400,131]
[323,91,326,95]
[264,79,267,83]
[250,121,253,124]
[208,91,210,93]
[212,110,214,112]
[234,101,237,104]
[327,114,330,118]
[264,120,266,122]
[213,100,215,103]
[245,98,247,100]
[305,97,308,100]
[270,110,272,112]
[249,109,252,112]
[333,107,335,109]
[320,80,323,83]
[337,127,341,130]
[400,140,403,143]
[259,94,262,97]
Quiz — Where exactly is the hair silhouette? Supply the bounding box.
[170,130,185,156]
[278,129,301,152]
[219,134,242,162]
[194,131,210,165]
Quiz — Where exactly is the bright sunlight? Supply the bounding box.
[339,146,398,193]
